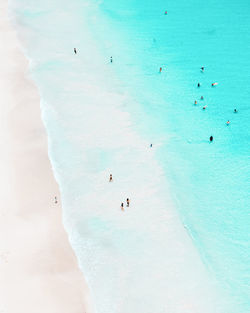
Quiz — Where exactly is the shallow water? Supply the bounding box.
[10,0,250,312]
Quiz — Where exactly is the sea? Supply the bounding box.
[9,0,250,312]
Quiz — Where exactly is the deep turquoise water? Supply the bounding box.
[10,0,250,312]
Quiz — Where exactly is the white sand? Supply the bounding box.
[0,1,92,312]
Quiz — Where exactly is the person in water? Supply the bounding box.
[165,10,168,15]
[121,203,124,211]
[197,82,200,87]
[210,136,213,142]
[109,174,113,182]
[200,66,204,72]
[110,56,113,63]
[126,198,130,207]
[200,96,204,100]
[150,143,153,147]
[194,100,197,105]
[203,105,207,110]
[74,48,77,54]
[159,67,162,73]
[226,120,230,125]
[234,109,238,113]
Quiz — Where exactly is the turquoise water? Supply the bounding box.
[10,0,250,312]
[89,0,250,309]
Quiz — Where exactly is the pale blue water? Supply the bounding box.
[10,0,250,312]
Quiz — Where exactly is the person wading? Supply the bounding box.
[126,198,130,207]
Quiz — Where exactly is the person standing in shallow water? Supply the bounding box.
[126,198,130,207]
[109,174,113,182]
[210,136,213,142]
[121,203,124,211]
[74,48,77,54]
[110,56,113,63]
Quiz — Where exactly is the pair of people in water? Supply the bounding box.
[121,198,130,211]
[194,96,204,105]
[198,82,218,88]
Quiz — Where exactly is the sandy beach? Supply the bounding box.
[0,1,92,312]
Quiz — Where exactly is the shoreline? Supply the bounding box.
[0,1,92,312]
[3,0,249,311]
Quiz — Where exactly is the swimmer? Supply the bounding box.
[74,48,77,54]
[55,196,58,204]
[121,202,124,211]
[200,96,204,100]
[234,109,238,113]
[126,198,130,207]
[210,136,213,142]
[109,174,113,182]
[194,100,197,105]
[200,66,204,72]
[226,120,230,125]
[110,56,113,63]
[159,67,162,73]
[203,105,207,110]
[197,82,201,87]
[211,82,218,87]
